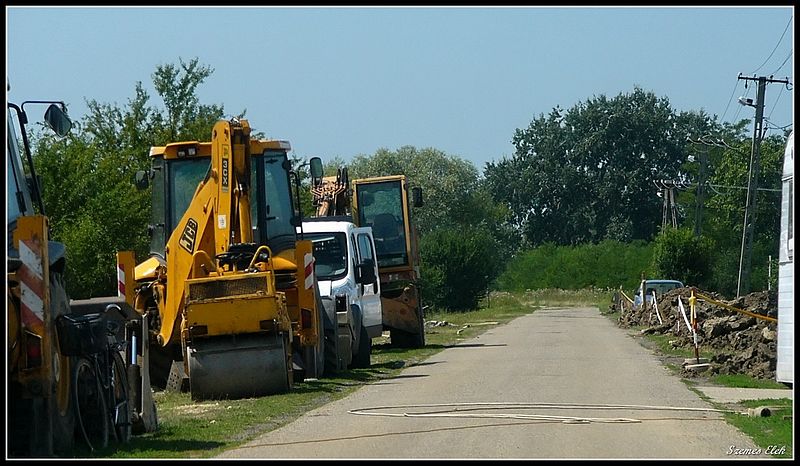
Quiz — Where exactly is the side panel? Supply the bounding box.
[12,215,53,394]
[777,132,793,384]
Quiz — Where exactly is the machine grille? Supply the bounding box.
[188,276,268,302]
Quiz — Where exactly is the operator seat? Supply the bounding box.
[372,213,405,256]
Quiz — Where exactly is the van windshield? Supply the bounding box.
[305,232,348,280]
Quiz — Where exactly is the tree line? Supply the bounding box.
[25,58,789,308]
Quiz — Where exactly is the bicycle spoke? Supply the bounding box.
[72,357,109,452]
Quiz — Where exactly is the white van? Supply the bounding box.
[301,218,383,370]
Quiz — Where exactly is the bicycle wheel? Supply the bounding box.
[72,357,109,451]
[110,351,132,444]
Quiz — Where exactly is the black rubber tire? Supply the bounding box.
[110,351,132,444]
[49,273,76,455]
[350,323,371,369]
[313,291,326,378]
[72,357,109,452]
[321,298,340,376]
[294,287,327,382]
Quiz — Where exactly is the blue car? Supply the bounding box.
[633,279,685,308]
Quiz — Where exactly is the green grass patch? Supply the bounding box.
[711,374,790,390]
[642,332,697,358]
[723,398,793,458]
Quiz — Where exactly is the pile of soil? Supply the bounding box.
[613,287,779,380]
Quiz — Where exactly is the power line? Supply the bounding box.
[750,16,792,74]
[770,49,793,76]
[719,79,741,123]
[764,118,793,131]
[768,83,784,119]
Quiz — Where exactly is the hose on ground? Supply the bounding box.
[349,401,743,425]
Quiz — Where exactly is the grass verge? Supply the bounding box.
[711,374,789,389]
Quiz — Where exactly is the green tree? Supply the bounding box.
[486,87,703,246]
[150,58,224,142]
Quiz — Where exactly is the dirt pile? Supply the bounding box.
[614,288,779,381]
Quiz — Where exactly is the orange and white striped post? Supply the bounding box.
[116,251,136,306]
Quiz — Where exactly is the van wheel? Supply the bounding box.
[350,324,371,369]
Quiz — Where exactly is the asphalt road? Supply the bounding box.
[219,307,769,459]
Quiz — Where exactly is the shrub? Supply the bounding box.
[651,227,713,287]
[419,225,502,312]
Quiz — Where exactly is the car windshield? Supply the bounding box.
[640,281,684,297]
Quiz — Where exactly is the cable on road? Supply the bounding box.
[349,401,740,425]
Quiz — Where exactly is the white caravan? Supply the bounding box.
[777,131,793,385]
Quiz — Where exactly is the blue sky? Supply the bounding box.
[6,6,794,171]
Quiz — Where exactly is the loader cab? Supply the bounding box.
[145,141,298,257]
[249,149,298,256]
[352,176,415,271]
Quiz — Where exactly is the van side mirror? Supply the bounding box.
[411,187,423,207]
[356,260,376,285]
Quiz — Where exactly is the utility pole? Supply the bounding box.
[736,74,790,297]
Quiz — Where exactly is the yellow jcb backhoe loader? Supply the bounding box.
[123,119,324,401]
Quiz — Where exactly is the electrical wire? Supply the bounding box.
[764,119,793,131]
[768,84,785,120]
[719,79,741,123]
[750,16,792,74]
[770,49,793,76]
